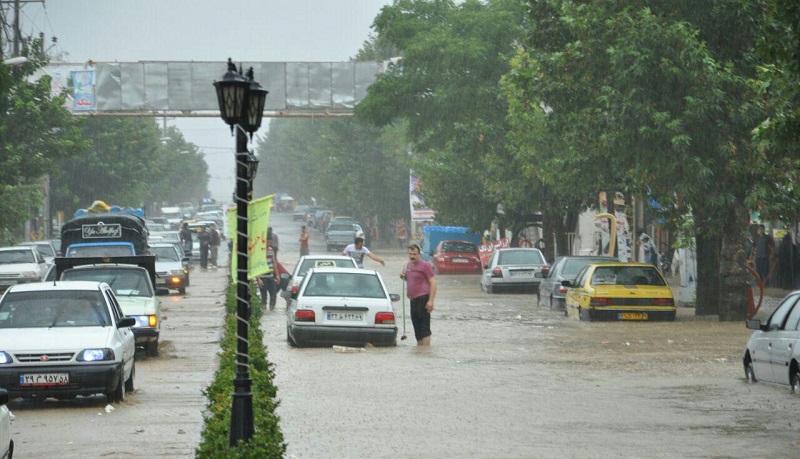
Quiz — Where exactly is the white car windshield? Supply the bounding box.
[152,246,180,262]
[0,250,34,264]
[62,269,153,297]
[0,290,111,328]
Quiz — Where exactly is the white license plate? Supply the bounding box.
[326,311,364,321]
[510,271,533,277]
[451,258,469,263]
[20,373,69,386]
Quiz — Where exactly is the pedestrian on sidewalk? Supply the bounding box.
[267,227,279,260]
[299,225,309,257]
[209,224,221,267]
[198,226,211,270]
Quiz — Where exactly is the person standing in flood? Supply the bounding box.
[400,244,437,346]
[299,225,309,257]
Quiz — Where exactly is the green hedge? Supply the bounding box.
[196,282,286,458]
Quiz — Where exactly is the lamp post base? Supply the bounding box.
[229,375,254,446]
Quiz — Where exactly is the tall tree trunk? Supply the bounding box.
[539,188,562,261]
[695,232,721,316]
[718,205,751,321]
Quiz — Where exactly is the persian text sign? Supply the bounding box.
[82,223,121,239]
[228,195,274,281]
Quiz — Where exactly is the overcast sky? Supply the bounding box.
[19,0,391,202]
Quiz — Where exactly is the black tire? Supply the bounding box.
[744,357,757,383]
[146,340,159,357]
[179,286,186,295]
[791,368,800,394]
[106,370,125,404]
[125,362,135,392]
[286,327,297,347]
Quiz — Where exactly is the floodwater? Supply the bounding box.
[266,212,800,459]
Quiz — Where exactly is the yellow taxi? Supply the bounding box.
[563,262,675,321]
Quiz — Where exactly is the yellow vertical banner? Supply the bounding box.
[227,194,274,281]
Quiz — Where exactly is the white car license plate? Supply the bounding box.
[510,270,533,277]
[451,258,469,263]
[20,373,69,386]
[326,311,364,321]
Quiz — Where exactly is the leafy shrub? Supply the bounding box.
[196,282,285,458]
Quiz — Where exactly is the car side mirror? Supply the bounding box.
[745,318,764,330]
[280,290,293,299]
[118,317,136,328]
[390,293,400,302]
[561,280,573,288]
[155,288,170,296]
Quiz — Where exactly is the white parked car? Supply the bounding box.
[283,267,399,347]
[60,264,166,356]
[743,290,800,392]
[0,388,12,458]
[0,281,136,403]
[282,255,358,308]
[0,246,49,293]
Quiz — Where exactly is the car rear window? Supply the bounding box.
[590,266,666,286]
[328,223,354,232]
[562,258,612,276]
[0,290,110,328]
[304,272,385,298]
[442,242,477,253]
[497,250,544,265]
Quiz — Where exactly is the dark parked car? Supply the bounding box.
[536,255,617,311]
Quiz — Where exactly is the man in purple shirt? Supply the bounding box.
[400,244,437,346]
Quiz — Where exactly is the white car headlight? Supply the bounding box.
[77,348,115,362]
[20,271,39,279]
[0,351,12,364]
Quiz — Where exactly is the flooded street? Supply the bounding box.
[266,212,800,459]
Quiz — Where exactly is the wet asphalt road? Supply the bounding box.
[267,212,800,459]
[7,211,800,458]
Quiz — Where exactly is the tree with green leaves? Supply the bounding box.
[506,0,786,320]
[0,37,89,240]
[357,0,540,238]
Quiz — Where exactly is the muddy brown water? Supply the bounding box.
[9,212,800,458]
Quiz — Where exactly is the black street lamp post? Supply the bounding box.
[214,58,268,447]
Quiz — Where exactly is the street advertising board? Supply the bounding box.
[478,238,510,266]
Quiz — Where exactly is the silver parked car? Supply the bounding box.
[536,255,616,311]
[480,248,548,294]
[743,290,800,392]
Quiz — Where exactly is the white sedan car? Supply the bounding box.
[283,268,399,347]
[0,281,136,403]
[743,290,800,392]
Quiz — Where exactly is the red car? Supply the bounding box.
[431,240,482,274]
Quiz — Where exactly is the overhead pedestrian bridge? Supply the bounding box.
[40,60,386,118]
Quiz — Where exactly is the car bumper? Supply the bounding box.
[289,324,397,347]
[436,263,482,274]
[0,362,123,399]
[156,275,186,290]
[579,307,676,322]
[487,278,541,291]
[132,326,159,344]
